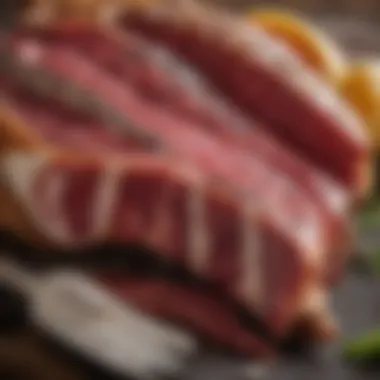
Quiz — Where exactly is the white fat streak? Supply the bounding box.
[187,186,210,274]
[293,206,323,272]
[17,39,44,66]
[312,172,348,215]
[91,164,122,241]
[1,152,75,245]
[240,201,262,312]
[271,176,322,271]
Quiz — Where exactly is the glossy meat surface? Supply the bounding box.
[0,14,355,357]
[121,2,371,198]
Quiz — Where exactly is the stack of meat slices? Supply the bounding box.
[0,1,371,359]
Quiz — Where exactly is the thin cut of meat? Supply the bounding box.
[4,33,332,273]
[0,41,336,342]
[3,36,330,274]
[3,34,329,268]
[19,23,353,284]
[1,79,146,156]
[0,72,329,341]
[119,1,371,199]
[97,272,273,357]
[0,148,310,357]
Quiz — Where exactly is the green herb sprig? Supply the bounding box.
[343,329,380,366]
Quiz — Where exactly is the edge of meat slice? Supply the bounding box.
[97,273,275,357]
[118,1,372,200]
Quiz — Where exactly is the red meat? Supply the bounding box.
[20,22,353,283]
[7,31,336,267]
[1,70,328,339]
[1,148,301,357]
[120,2,371,199]
[0,20,345,356]
[97,272,274,357]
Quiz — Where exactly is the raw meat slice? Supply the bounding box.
[1,79,147,156]
[19,22,353,283]
[119,1,371,199]
[3,35,327,258]
[98,273,274,357]
[0,4,360,359]
[0,148,314,357]
[0,43,334,341]
[3,36,330,269]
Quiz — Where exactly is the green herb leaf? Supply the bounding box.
[354,195,380,275]
[368,248,380,275]
[343,329,380,364]
[358,197,380,230]
[350,245,380,276]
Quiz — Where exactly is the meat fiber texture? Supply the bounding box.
[118,1,371,198]
[12,23,355,278]
[19,0,372,195]
[0,5,369,358]
[18,0,370,279]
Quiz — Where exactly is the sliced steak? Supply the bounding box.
[119,1,371,199]
[97,273,274,357]
[1,79,147,156]
[5,30,339,278]
[0,38,335,343]
[0,148,301,357]
[17,23,354,284]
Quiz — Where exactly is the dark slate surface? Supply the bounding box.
[1,2,380,380]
